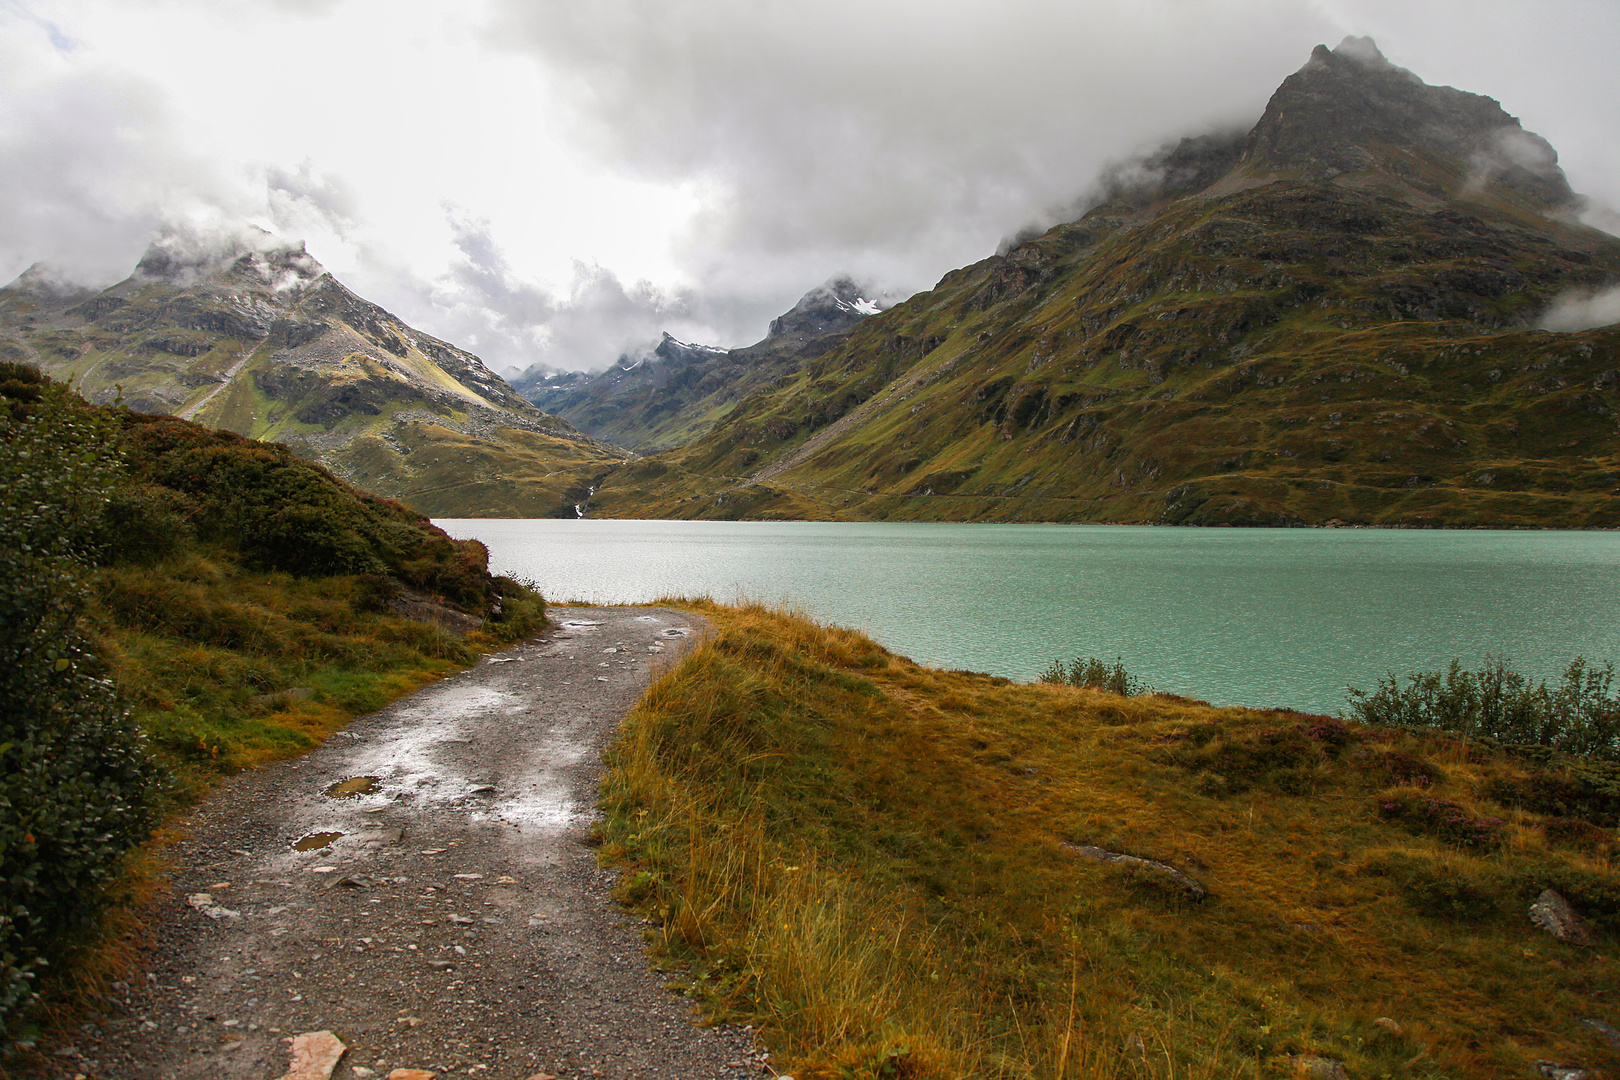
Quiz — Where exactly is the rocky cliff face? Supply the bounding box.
[589,39,1620,527]
[0,231,621,516]
[1238,38,1575,210]
[766,276,886,344]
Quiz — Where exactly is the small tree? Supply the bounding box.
[1347,654,1620,759]
[0,365,161,1026]
[1038,655,1151,696]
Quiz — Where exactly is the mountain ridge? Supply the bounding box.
[585,38,1620,526]
[513,275,895,452]
[0,230,626,516]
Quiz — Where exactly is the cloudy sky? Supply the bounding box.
[2,0,1617,374]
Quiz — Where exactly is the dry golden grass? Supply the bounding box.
[600,601,1620,1079]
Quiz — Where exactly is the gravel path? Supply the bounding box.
[30,606,766,1080]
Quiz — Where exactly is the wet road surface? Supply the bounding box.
[37,607,767,1080]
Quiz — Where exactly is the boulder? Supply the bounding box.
[1529,889,1596,945]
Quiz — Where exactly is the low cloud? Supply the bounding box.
[395,214,721,375]
[488,0,1337,302]
[1537,285,1620,332]
[8,0,1620,381]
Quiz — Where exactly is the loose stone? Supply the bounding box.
[1529,889,1596,945]
[276,1030,346,1080]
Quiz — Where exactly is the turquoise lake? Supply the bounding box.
[435,519,1620,716]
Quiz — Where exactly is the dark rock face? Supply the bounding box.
[1243,37,1575,208]
[767,276,885,342]
[267,318,330,351]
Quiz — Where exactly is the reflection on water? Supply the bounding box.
[324,776,379,798]
[293,831,343,851]
[437,518,1620,716]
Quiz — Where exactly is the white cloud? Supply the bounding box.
[1538,286,1620,333]
[2,0,1619,372]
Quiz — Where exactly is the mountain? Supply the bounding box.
[590,39,1620,527]
[0,232,624,516]
[512,276,892,452]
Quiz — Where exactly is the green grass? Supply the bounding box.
[599,601,1620,1079]
[87,547,544,799]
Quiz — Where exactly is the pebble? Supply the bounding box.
[1292,1056,1349,1080]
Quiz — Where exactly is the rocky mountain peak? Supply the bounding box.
[1238,36,1574,209]
[134,227,325,292]
[2,262,96,305]
[767,275,887,341]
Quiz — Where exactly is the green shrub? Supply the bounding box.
[92,482,197,565]
[1347,655,1620,759]
[1039,655,1151,696]
[117,415,493,605]
[1169,719,1361,795]
[0,370,161,1028]
[1483,758,1620,827]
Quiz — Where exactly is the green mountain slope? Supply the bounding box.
[0,234,625,517]
[591,40,1620,527]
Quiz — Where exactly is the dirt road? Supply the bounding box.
[32,607,765,1080]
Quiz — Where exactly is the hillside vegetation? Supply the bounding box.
[587,43,1620,527]
[0,364,544,1036]
[602,602,1620,1079]
[0,235,626,517]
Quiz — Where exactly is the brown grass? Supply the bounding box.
[600,601,1620,1079]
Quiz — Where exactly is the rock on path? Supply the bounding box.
[34,607,766,1080]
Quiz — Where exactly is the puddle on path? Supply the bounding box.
[324,776,380,798]
[392,685,516,723]
[293,831,344,851]
[658,627,691,638]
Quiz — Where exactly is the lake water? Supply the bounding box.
[435,519,1620,716]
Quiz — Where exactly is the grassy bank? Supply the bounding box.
[600,602,1619,1079]
[87,546,544,799]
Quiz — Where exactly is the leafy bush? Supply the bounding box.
[1169,719,1363,795]
[117,415,494,609]
[92,482,197,565]
[0,366,161,1027]
[1039,655,1151,696]
[1347,655,1620,759]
